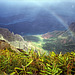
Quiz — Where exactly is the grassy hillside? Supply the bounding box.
[0,48,75,75]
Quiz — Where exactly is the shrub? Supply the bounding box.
[0,48,75,75]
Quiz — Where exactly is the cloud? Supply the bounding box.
[0,0,75,6]
[0,0,73,2]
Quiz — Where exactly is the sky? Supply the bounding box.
[0,0,74,3]
[0,0,74,7]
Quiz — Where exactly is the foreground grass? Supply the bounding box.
[0,48,75,75]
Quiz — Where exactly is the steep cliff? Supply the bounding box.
[69,22,75,33]
[0,27,27,50]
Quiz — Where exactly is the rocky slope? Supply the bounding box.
[42,30,65,39]
[0,40,20,52]
[69,22,75,33]
[0,27,24,41]
[0,27,27,50]
[0,40,10,49]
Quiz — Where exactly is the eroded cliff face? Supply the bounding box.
[0,27,24,41]
[69,22,75,41]
[69,22,75,33]
[0,27,27,50]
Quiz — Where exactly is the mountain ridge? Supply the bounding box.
[0,27,28,50]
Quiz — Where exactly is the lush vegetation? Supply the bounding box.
[23,35,75,54]
[0,48,75,75]
[23,35,40,42]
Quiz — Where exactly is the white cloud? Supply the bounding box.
[0,0,75,6]
[0,0,72,2]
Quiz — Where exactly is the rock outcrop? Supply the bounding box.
[0,27,27,50]
[0,27,24,41]
[0,40,10,49]
[0,40,20,52]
